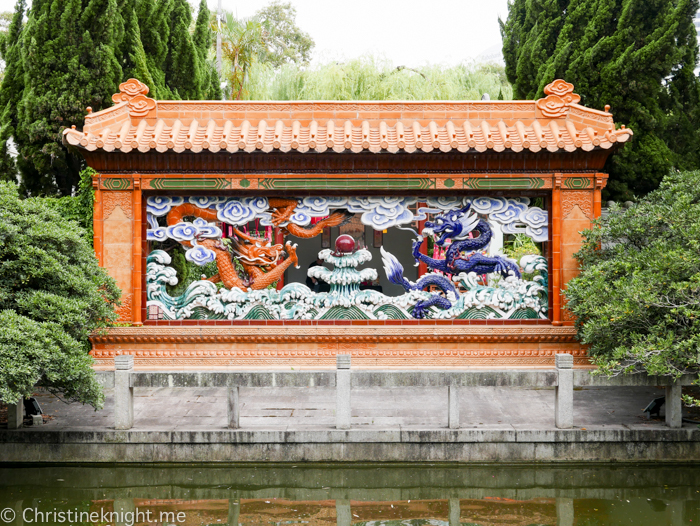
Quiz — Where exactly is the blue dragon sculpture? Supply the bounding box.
[383,204,520,318]
[380,247,458,319]
[418,204,521,278]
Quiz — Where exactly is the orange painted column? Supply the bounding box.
[551,174,563,325]
[593,173,604,218]
[131,179,143,325]
[93,176,103,265]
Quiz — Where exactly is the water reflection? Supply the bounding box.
[0,464,696,525]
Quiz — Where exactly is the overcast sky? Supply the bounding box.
[0,0,510,67]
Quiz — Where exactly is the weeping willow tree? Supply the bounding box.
[231,56,512,101]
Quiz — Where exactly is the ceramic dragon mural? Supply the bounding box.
[146,195,549,321]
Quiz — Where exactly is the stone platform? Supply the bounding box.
[2,384,698,463]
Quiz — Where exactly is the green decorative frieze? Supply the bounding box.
[563,177,592,189]
[464,177,545,190]
[102,178,131,190]
[150,178,230,190]
[259,178,436,190]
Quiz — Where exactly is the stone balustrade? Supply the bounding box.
[101,354,691,431]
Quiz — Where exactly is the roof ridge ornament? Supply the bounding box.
[536,79,581,118]
[112,78,156,118]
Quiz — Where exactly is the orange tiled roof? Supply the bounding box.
[63,78,632,155]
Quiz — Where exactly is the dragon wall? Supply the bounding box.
[144,195,549,322]
[89,174,603,369]
[81,79,622,368]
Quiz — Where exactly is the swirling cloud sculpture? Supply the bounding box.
[185,245,217,265]
[216,197,270,225]
[146,196,184,216]
[188,196,228,208]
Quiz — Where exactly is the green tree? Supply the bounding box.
[14,0,123,196]
[216,12,269,99]
[564,171,700,392]
[192,0,223,99]
[136,0,173,99]
[164,0,204,99]
[192,0,212,62]
[255,1,314,67]
[241,56,512,101]
[117,0,156,90]
[0,0,25,184]
[0,182,120,407]
[44,167,97,236]
[500,0,700,201]
[206,62,223,99]
[0,10,15,84]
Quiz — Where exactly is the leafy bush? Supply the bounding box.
[503,234,541,264]
[0,182,120,407]
[43,168,96,237]
[565,171,700,390]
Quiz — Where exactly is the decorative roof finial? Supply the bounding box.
[536,80,580,118]
[112,78,155,118]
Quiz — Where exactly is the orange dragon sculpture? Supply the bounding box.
[166,199,350,290]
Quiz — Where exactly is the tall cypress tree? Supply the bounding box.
[0,0,26,183]
[207,64,223,99]
[501,0,700,200]
[192,0,222,99]
[14,0,123,195]
[193,0,212,62]
[137,0,173,99]
[164,0,203,99]
[118,0,156,89]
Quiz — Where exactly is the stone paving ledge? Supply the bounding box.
[1,426,699,463]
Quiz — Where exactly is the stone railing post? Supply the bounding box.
[448,385,460,429]
[228,386,240,429]
[448,498,461,526]
[665,383,682,429]
[7,399,24,430]
[114,497,135,526]
[555,354,573,429]
[336,354,351,430]
[556,497,574,526]
[227,499,240,526]
[114,355,134,430]
[335,499,351,526]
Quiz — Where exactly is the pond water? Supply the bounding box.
[0,464,697,526]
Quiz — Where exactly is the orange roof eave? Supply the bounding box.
[62,78,633,156]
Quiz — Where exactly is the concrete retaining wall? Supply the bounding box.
[1,427,699,463]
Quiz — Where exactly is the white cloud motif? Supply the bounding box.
[426,196,463,210]
[147,227,167,242]
[164,220,221,242]
[216,197,270,225]
[185,245,216,265]
[146,196,184,217]
[148,194,549,244]
[289,197,350,226]
[361,197,415,229]
[470,196,507,215]
[166,222,199,242]
[491,199,528,223]
[521,207,547,229]
[191,218,222,238]
[188,196,227,208]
